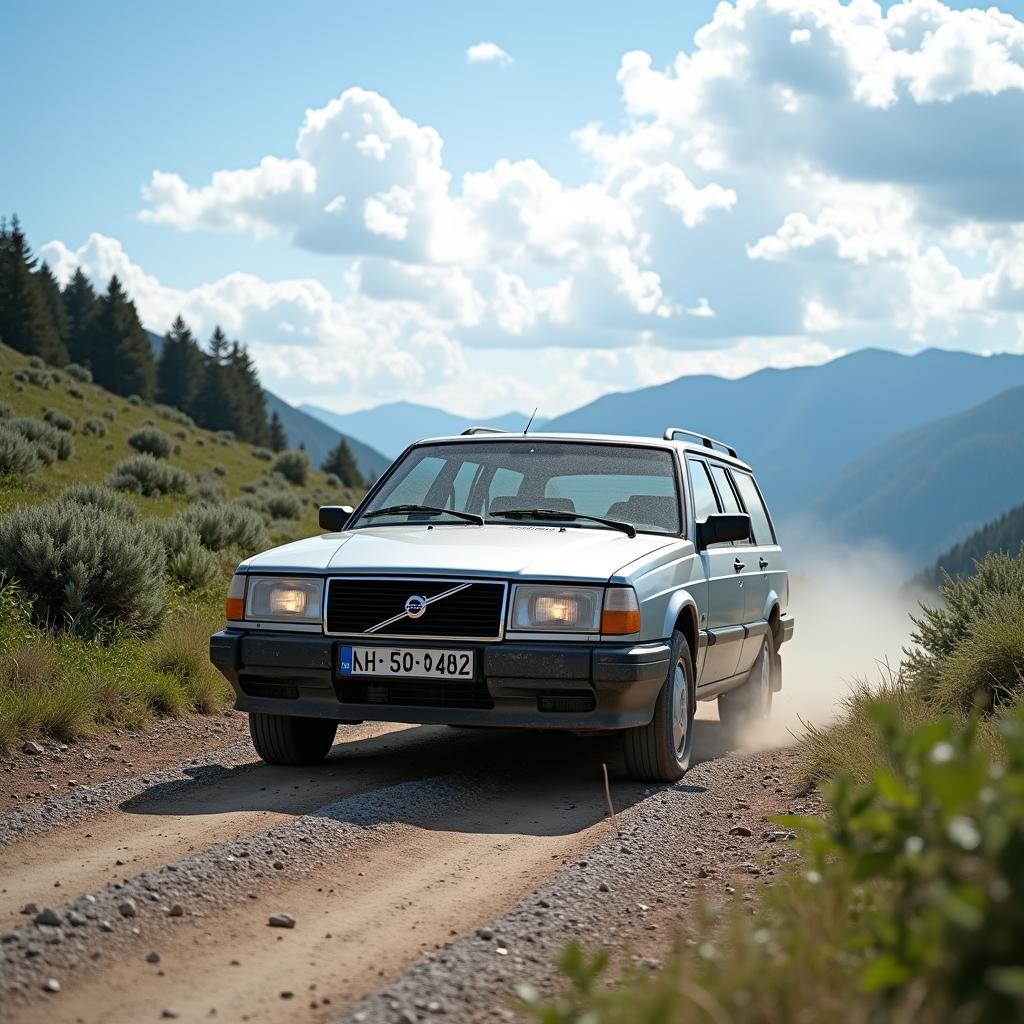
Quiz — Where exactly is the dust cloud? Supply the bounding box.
[743,525,931,750]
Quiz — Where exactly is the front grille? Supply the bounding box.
[239,676,299,700]
[325,577,506,640]
[338,678,494,710]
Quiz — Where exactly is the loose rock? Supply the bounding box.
[118,899,138,918]
[22,741,44,755]
[43,978,60,993]
[268,913,296,929]
[728,825,753,837]
[34,907,62,927]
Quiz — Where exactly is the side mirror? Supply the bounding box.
[697,512,751,550]
[319,505,354,532]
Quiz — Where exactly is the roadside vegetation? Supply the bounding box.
[526,546,1024,1023]
[0,341,363,752]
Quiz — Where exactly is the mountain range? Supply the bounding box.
[298,402,542,458]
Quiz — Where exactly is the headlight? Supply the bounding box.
[511,585,603,632]
[240,576,324,623]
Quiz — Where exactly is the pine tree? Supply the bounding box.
[34,261,70,362]
[62,269,98,366]
[322,437,366,489]
[157,315,205,413]
[0,215,66,363]
[87,275,157,398]
[224,341,271,445]
[192,327,234,432]
[268,410,287,452]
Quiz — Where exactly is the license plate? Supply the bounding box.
[338,645,475,680]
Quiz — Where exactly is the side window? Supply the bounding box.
[687,459,720,523]
[730,471,775,546]
[710,464,750,545]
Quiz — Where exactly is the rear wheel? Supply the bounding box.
[248,712,337,766]
[621,631,695,782]
[718,631,775,740]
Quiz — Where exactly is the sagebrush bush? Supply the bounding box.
[324,472,341,489]
[0,400,14,419]
[154,404,194,427]
[183,502,268,552]
[102,407,116,421]
[43,408,75,433]
[66,385,85,400]
[251,447,273,461]
[5,416,74,463]
[128,424,173,459]
[21,367,55,389]
[56,483,138,520]
[108,454,191,496]
[82,417,107,437]
[127,394,142,406]
[192,476,226,504]
[27,356,45,370]
[0,425,42,478]
[260,489,303,520]
[212,463,227,477]
[216,430,234,445]
[65,363,92,383]
[0,501,166,635]
[143,518,218,588]
[272,448,310,485]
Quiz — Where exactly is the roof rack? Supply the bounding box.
[460,426,509,436]
[663,426,738,458]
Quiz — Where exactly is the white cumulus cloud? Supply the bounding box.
[466,42,514,66]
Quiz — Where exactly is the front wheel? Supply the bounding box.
[249,712,337,766]
[621,632,695,782]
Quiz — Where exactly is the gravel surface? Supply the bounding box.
[337,747,818,1024]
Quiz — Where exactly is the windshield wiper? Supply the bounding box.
[490,508,637,538]
[363,504,484,526]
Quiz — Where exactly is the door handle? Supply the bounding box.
[733,558,745,572]
[759,558,768,570]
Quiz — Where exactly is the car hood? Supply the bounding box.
[241,523,677,582]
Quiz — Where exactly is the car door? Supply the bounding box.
[687,458,744,683]
[708,463,758,677]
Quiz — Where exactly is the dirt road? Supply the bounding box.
[0,714,801,1024]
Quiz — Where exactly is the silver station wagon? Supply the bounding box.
[210,428,794,781]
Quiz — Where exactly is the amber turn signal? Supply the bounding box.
[601,588,641,635]
[225,574,246,621]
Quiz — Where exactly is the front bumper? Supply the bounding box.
[209,630,671,730]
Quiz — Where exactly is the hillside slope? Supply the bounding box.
[544,348,1024,517]
[299,401,540,457]
[810,386,1024,566]
[919,504,1024,585]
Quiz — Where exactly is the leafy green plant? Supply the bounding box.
[0,500,166,636]
[108,454,191,496]
[272,448,310,485]
[143,517,218,588]
[82,416,108,437]
[127,424,173,459]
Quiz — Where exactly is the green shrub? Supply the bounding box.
[66,384,85,400]
[0,501,166,635]
[56,483,138,520]
[143,518,218,588]
[21,366,55,389]
[0,400,14,419]
[528,705,1024,1024]
[272,449,310,486]
[153,404,194,428]
[216,430,234,445]
[65,363,92,383]
[324,472,341,489]
[251,447,273,461]
[27,355,45,370]
[127,394,142,406]
[0,425,42,478]
[192,476,226,504]
[212,463,227,477]
[43,408,75,433]
[128,424,173,459]
[260,489,303,520]
[6,416,74,462]
[82,417,107,438]
[102,407,116,421]
[182,502,268,552]
[108,455,191,497]
[147,608,228,713]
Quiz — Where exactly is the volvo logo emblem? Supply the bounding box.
[404,594,428,619]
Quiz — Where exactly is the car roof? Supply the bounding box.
[409,431,753,472]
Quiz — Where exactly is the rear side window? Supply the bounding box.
[709,464,750,545]
[731,472,775,546]
[687,459,720,523]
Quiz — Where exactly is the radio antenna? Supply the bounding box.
[523,408,538,435]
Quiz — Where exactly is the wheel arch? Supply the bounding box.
[665,593,699,683]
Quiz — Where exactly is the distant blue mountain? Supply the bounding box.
[300,401,543,457]
[810,384,1024,566]
[544,348,1024,520]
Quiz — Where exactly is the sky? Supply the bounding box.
[3,0,1023,417]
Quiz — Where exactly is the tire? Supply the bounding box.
[248,712,337,766]
[621,631,695,783]
[718,630,775,741]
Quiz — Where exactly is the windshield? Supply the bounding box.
[355,441,682,535]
